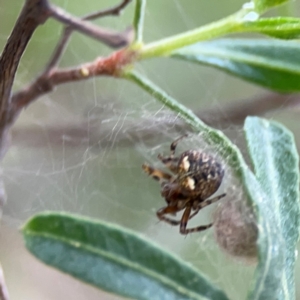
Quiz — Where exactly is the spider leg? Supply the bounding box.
[189,193,226,220]
[179,205,213,234]
[157,134,188,172]
[157,154,179,173]
[169,134,188,157]
[181,222,213,235]
[142,163,173,183]
[179,193,226,235]
[156,206,182,225]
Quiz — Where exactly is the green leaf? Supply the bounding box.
[243,17,300,39]
[22,212,229,300]
[171,39,300,92]
[244,117,300,300]
[253,0,289,13]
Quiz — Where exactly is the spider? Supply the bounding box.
[142,135,226,235]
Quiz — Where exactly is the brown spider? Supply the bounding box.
[142,135,226,235]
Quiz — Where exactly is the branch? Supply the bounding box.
[0,0,49,135]
[10,48,136,124]
[2,0,134,127]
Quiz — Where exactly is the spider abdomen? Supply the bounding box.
[177,150,224,199]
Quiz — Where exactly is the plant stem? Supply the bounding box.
[140,10,249,59]
[133,0,147,44]
[124,70,199,128]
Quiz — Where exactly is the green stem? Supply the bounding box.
[133,0,147,44]
[140,10,249,59]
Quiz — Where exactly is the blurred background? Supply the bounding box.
[1,0,300,299]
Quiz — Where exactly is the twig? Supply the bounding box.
[44,27,73,73]
[48,4,132,49]
[84,0,132,20]
[10,48,136,124]
[45,0,133,73]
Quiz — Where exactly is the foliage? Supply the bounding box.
[22,0,300,299]
[23,212,229,300]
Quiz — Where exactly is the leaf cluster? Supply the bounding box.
[21,0,300,299]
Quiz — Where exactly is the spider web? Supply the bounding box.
[0,0,288,299]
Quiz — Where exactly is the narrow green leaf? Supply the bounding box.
[172,39,300,92]
[253,0,289,13]
[23,212,229,300]
[133,0,146,43]
[244,117,300,300]
[243,17,300,39]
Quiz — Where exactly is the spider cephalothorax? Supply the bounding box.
[142,135,226,234]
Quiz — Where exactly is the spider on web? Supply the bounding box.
[142,135,226,234]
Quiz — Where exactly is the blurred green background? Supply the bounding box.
[1,1,300,299]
